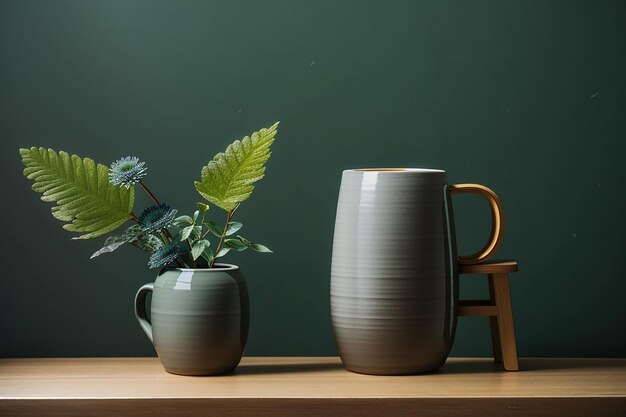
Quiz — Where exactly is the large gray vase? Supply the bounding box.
[134,265,249,376]
[330,169,503,375]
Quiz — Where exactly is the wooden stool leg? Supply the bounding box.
[488,275,502,363]
[491,273,519,371]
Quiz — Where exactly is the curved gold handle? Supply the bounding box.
[449,183,504,265]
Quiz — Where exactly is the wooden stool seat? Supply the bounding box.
[459,260,518,274]
[458,259,519,371]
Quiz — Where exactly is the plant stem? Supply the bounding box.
[186,208,210,269]
[138,180,159,205]
[200,208,207,226]
[186,239,197,268]
[210,208,235,268]
[199,210,212,240]
[137,180,173,239]
[137,180,187,267]
[231,203,241,217]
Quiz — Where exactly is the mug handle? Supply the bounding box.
[134,283,154,343]
[448,183,504,265]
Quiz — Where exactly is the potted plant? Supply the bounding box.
[19,122,279,375]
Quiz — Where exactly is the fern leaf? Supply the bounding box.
[20,147,135,239]
[194,122,279,211]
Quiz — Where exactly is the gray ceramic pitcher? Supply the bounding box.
[330,168,504,375]
[134,265,249,376]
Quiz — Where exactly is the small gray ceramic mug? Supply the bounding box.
[134,265,249,376]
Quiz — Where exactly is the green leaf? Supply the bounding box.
[201,246,214,264]
[180,225,195,241]
[236,235,252,246]
[90,224,163,258]
[225,221,243,236]
[194,122,279,211]
[19,147,134,239]
[192,210,200,223]
[191,239,210,260]
[251,243,272,253]
[91,241,127,258]
[204,221,223,237]
[197,202,209,212]
[90,225,144,258]
[130,233,165,254]
[173,215,193,227]
[224,238,248,251]
[215,247,231,258]
[232,234,272,253]
[191,225,202,239]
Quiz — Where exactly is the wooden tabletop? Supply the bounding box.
[1,357,625,417]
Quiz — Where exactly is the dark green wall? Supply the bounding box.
[1,0,625,358]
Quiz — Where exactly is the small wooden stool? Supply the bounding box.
[458,259,519,371]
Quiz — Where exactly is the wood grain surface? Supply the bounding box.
[1,357,625,417]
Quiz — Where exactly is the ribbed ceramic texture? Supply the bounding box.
[330,169,459,375]
[148,266,249,375]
